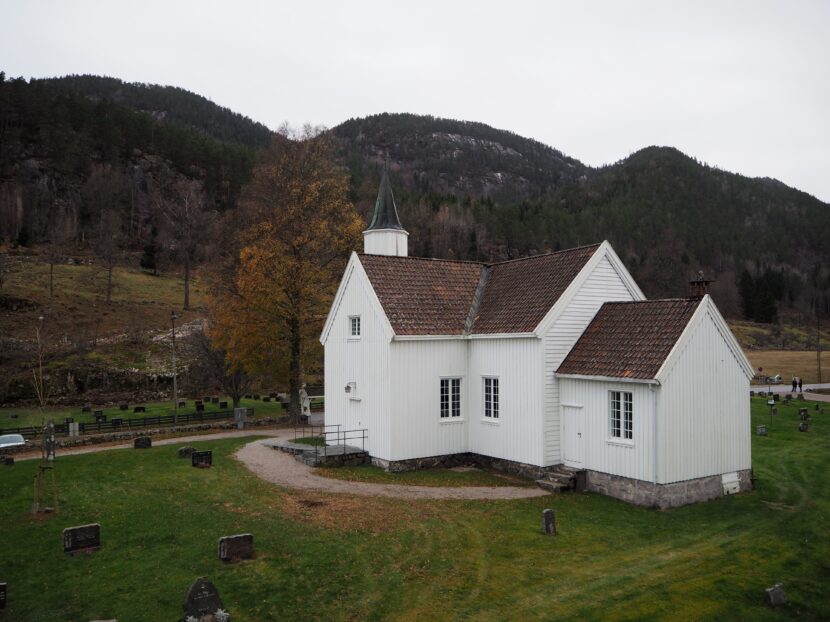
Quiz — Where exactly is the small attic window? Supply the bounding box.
[349,316,361,338]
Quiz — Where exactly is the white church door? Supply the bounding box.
[563,405,584,466]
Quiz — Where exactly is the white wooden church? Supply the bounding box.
[321,170,754,508]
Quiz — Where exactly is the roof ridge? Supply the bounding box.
[602,298,702,305]
[359,253,485,266]
[487,242,601,266]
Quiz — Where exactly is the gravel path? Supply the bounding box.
[234,437,549,500]
[13,429,282,461]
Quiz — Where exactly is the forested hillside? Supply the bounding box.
[1,75,828,323]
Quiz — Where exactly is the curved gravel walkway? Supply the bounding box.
[234,438,549,500]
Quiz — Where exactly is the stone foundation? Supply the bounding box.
[372,453,561,481]
[586,469,753,509]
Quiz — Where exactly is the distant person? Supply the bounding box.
[798,378,803,393]
[792,377,798,393]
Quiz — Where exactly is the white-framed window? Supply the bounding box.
[483,377,499,419]
[610,390,633,440]
[349,315,361,338]
[440,378,461,418]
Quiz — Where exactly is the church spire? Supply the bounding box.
[363,157,409,256]
[366,158,404,231]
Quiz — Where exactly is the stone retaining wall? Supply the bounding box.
[586,469,753,509]
[372,452,561,481]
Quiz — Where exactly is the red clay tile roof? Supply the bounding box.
[473,244,600,334]
[557,299,702,379]
[359,255,483,335]
[358,244,600,336]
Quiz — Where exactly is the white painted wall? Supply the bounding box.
[323,263,392,458]
[559,378,657,482]
[542,255,638,465]
[387,339,469,460]
[363,229,409,256]
[655,306,752,483]
[467,337,544,466]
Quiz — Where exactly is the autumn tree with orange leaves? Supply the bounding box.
[208,129,363,422]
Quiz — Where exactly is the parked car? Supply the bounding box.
[0,433,27,450]
[766,374,783,384]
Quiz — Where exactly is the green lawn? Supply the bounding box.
[0,397,284,430]
[314,464,535,488]
[0,398,828,620]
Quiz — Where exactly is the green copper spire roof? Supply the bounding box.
[367,164,405,231]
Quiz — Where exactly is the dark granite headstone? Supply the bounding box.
[263,396,271,402]
[178,400,187,408]
[133,406,146,413]
[799,421,809,432]
[0,582,5,610]
[64,417,74,424]
[95,413,107,423]
[134,437,152,449]
[119,403,128,411]
[766,583,786,606]
[192,451,212,468]
[4,456,14,466]
[218,533,254,562]
[93,409,103,418]
[219,401,228,409]
[749,390,755,396]
[269,392,277,398]
[202,396,211,404]
[178,446,195,458]
[112,418,123,427]
[9,413,17,419]
[196,403,205,413]
[799,408,809,417]
[63,523,101,553]
[800,411,810,421]
[541,509,556,536]
[756,425,767,436]
[253,394,260,400]
[182,577,224,620]
[244,394,252,399]
[773,393,779,402]
[211,397,219,404]
[82,404,92,413]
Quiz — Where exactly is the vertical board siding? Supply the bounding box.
[467,338,544,465]
[389,340,469,460]
[656,309,751,483]
[560,378,656,481]
[542,256,636,465]
[324,266,391,459]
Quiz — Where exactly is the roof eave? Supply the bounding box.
[556,372,661,385]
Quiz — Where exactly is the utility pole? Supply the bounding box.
[171,311,179,425]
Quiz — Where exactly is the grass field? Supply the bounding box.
[314,464,535,488]
[745,350,830,385]
[1,398,828,620]
[0,397,284,430]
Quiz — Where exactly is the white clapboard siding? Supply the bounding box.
[467,338,544,465]
[655,307,751,483]
[324,264,392,458]
[388,340,469,460]
[559,378,657,481]
[542,255,636,465]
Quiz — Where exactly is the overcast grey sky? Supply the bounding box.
[2,0,828,201]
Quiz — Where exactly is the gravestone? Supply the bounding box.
[196,403,205,413]
[233,408,247,430]
[269,392,277,398]
[112,418,123,427]
[218,533,254,562]
[68,422,80,437]
[253,394,260,400]
[134,437,152,449]
[82,404,92,413]
[0,582,5,610]
[756,425,767,436]
[772,393,779,402]
[211,397,219,404]
[263,396,271,402]
[816,403,821,411]
[799,422,809,432]
[119,403,128,411]
[4,456,14,466]
[541,509,556,535]
[749,390,755,396]
[219,401,228,409]
[244,394,252,399]
[93,409,103,418]
[64,417,74,424]
[771,407,778,417]
[203,396,211,404]
[63,523,101,554]
[765,583,786,606]
[10,413,17,419]
[800,411,810,421]
[133,406,146,413]
[95,413,107,423]
[178,400,187,408]
[178,446,195,459]
[182,577,225,621]
[192,451,212,468]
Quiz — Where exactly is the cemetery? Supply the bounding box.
[0,396,827,619]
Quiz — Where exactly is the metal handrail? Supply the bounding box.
[292,424,367,456]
